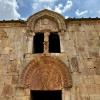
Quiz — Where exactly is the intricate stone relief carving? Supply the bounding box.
[34,18,58,32]
[27,9,66,32]
[20,55,72,90]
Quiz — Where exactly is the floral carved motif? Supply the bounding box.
[20,56,72,90]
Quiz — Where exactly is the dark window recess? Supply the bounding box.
[49,32,60,53]
[31,90,62,100]
[33,33,44,53]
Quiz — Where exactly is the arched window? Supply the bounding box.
[33,32,44,53]
[49,32,60,53]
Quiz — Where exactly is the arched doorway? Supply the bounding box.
[19,55,72,100]
[20,56,72,90]
[21,9,71,100]
[31,90,62,100]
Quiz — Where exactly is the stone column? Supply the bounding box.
[15,88,30,100]
[64,89,71,100]
[58,31,65,53]
[27,32,35,54]
[44,31,50,53]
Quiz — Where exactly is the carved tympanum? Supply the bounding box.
[27,9,66,32]
[20,56,72,90]
[34,18,58,32]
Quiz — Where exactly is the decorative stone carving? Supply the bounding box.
[20,55,72,90]
[27,9,66,32]
[0,29,11,54]
[0,29,8,39]
[8,60,18,74]
[71,57,79,72]
[34,18,58,32]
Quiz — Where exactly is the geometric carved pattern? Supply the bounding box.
[27,9,66,32]
[20,55,72,90]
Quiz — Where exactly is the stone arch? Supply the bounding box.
[20,55,72,90]
[27,9,66,32]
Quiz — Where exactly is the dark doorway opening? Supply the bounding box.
[31,90,62,100]
[33,32,44,53]
[49,32,60,53]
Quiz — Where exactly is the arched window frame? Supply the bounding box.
[26,9,66,54]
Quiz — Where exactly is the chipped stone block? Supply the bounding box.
[94,58,100,75]
[1,84,13,97]
[12,75,19,85]
[94,75,100,84]
[71,57,79,72]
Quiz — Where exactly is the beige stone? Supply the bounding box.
[0,9,100,100]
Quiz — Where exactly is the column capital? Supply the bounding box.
[44,31,50,36]
[32,32,35,36]
[58,30,65,36]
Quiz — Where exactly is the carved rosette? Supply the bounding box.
[20,56,72,90]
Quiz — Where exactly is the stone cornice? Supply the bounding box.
[0,20,27,27]
[65,18,100,24]
[0,18,100,27]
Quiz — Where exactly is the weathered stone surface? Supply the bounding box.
[1,84,13,99]
[95,58,100,75]
[20,55,72,90]
[0,9,100,100]
[71,57,79,72]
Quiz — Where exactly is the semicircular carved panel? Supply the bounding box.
[27,9,66,32]
[20,56,72,90]
[34,18,59,32]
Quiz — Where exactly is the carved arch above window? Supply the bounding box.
[34,18,59,32]
[27,9,66,33]
[25,10,66,54]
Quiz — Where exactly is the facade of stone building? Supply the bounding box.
[0,9,100,100]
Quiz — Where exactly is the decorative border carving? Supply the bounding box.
[27,9,66,32]
[19,55,72,90]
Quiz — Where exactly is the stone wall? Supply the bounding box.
[0,26,28,100]
[64,21,100,100]
[0,19,100,100]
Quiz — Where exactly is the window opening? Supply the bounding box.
[49,32,60,53]
[33,32,44,53]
